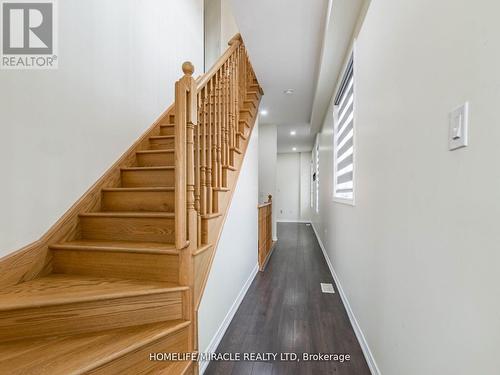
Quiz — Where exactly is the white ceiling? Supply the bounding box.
[231,0,329,153]
[231,0,368,153]
[310,0,367,134]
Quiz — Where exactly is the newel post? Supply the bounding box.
[175,60,198,253]
[175,62,198,352]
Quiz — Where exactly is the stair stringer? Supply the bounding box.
[192,95,262,316]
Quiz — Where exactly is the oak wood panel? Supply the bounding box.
[89,324,189,375]
[160,124,175,136]
[258,197,273,271]
[79,212,175,243]
[149,135,176,150]
[0,275,186,342]
[52,248,179,282]
[121,167,175,188]
[50,240,178,254]
[101,187,175,212]
[0,320,190,375]
[136,149,175,167]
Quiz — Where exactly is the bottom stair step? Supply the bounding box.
[0,320,192,375]
[0,274,187,342]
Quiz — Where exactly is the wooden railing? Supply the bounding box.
[258,195,273,271]
[175,33,254,250]
[174,33,259,324]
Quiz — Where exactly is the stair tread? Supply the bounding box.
[160,123,175,127]
[80,211,175,218]
[150,135,175,139]
[102,187,174,192]
[50,239,178,254]
[136,149,174,154]
[122,166,175,171]
[0,320,191,375]
[0,274,186,311]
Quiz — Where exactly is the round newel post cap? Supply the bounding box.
[228,33,242,46]
[268,194,272,202]
[182,61,194,76]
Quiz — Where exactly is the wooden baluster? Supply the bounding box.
[194,92,201,226]
[200,87,207,216]
[195,92,202,247]
[223,61,230,181]
[227,56,232,164]
[232,50,239,158]
[211,73,220,212]
[185,67,197,248]
[229,53,235,164]
[206,79,213,214]
[216,69,223,189]
[211,77,218,196]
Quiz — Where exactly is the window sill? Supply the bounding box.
[333,197,355,206]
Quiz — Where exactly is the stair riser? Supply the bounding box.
[240,108,254,119]
[149,137,175,150]
[102,191,174,212]
[88,325,189,375]
[52,250,179,283]
[236,134,246,149]
[121,169,174,187]
[136,152,174,167]
[247,91,260,101]
[160,126,175,136]
[80,216,175,243]
[0,292,184,343]
[244,101,257,111]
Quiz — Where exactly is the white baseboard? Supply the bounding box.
[199,264,259,374]
[310,223,381,375]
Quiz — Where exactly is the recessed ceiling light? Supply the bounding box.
[284,89,294,95]
[260,109,268,116]
[290,130,296,136]
[292,147,297,151]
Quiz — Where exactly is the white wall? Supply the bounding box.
[0,0,203,258]
[276,153,300,221]
[311,1,500,374]
[220,0,238,44]
[198,119,259,371]
[276,152,310,222]
[204,0,238,70]
[299,152,312,220]
[258,123,277,239]
[204,0,222,70]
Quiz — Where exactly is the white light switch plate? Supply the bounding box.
[449,102,469,150]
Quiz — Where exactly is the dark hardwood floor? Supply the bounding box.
[204,222,371,375]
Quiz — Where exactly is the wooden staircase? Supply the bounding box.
[0,34,262,374]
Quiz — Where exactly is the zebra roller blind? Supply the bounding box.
[333,55,354,201]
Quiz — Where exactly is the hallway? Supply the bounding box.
[205,223,370,375]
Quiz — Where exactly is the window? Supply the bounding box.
[315,135,320,212]
[333,55,354,203]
